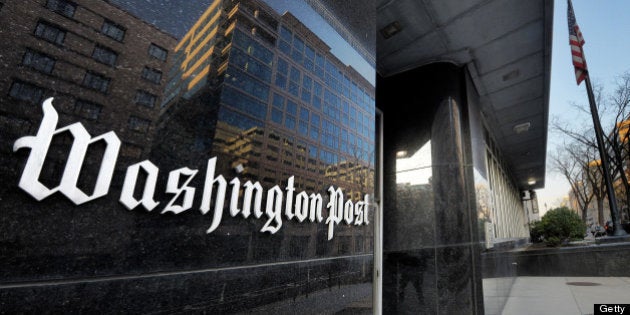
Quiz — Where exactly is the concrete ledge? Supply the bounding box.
[511,242,630,277]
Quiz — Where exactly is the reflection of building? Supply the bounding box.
[154,0,375,192]
[150,0,376,260]
[0,0,176,166]
[522,190,540,224]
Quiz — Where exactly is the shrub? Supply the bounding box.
[530,207,586,247]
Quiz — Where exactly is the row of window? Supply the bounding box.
[269,92,372,163]
[273,30,375,139]
[278,23,374,113]
[35,13,168,66]
[232,30,273,66]
[273,68,373,145]
[47,0,128,44]
[34,20,167,65]
[8,80,151,133]
[11,67,156,109]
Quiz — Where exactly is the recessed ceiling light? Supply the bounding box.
[513,122,531,134]
[380,21,402,39]
[396,150,407,158]
[502,69,520,81]
[527,179,536,185]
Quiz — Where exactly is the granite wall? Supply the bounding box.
[377,63,484,314]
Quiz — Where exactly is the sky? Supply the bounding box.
[536,0,630,214]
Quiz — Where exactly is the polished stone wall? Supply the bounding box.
[0,0,376,312]
[377,63,484,314]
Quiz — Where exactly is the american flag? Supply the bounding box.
[568,0,587,85]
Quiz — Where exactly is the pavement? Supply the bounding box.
[484,277,630,315]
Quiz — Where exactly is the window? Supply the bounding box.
[288,82,299,97]
[141,67,162,84]
[301,90,311,103]
[272,93,284,109]
[134,90,157,107]
[290,67,300,83]
[271,109,283,124]
[22,49,55,74]
[128,116,150,133]
[293,36,304,52]
[74,99,102,120]
[46,0,76,18]
[279,40,291,55]
[284,115,296,130]
[277,57,288,74]
[92,45,118,66]
[302,75,312,90]
[300,107,309,121]
[34,22,65,45]
[305,45,315,60]
[9,81,44,104]
[101,20,125,42]
[83,72,110,93]
[148,43,168,61]
[280,26,292,42]
[286,100,298,115]
[275,74,287,89]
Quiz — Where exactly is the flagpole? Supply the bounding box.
[583,75,626,236]
[568,0,626,236]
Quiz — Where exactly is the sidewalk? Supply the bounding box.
[486,277,630,315]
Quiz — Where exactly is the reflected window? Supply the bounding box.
[46,0,76,18]
[141,67,162,84]
[148,43,168,61]
[128,116,150,133]
[22,49,55,74]
[271,108,283,124]
[288,82,299,97]
[396,141,432,185]
[284,115,296,130]
[74,99,102,120]
[278,40,291,55]
[221,86,267,120]
[272,93,284,109]
[82,72,110,93]
[134,90,157,108]
[101,20,126,42]
[286,100,297,115]
[301,90,311,103]
[34,22,65,45]
[92,45,118,66]
[280,26,292,42]
[289,66,300,82]
[275,73,287,89]
[277,57,288,74]
[9,81,44,104]
[305,45,315,60]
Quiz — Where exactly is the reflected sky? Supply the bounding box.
[396,141,432,185]
[109,0,375,85]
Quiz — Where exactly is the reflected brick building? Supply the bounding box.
[0,0,176,170]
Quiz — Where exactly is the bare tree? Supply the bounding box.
[552,70,630,225]
[551,142,597,223]
[601,72,630,219]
